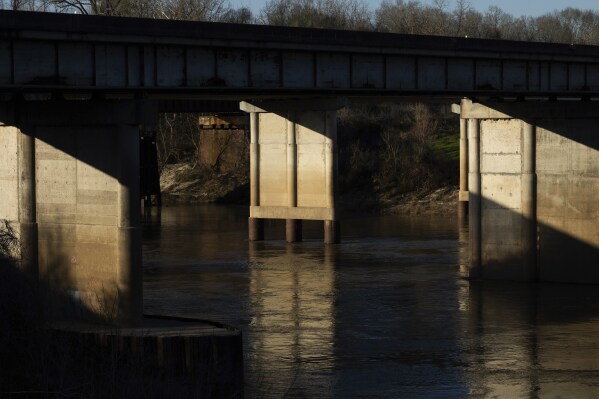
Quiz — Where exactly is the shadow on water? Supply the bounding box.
[143,205,599,398]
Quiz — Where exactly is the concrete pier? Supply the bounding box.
[458,105,469,222]
[248,112,265,241]
[0,99,157,325]
[117,125,143,325]
[18,126,39,282]
[241,99,346,244]
[286,114,300,242]
[521,121,537,281]
[460,100,599,283]
[51,315,244,398]
[286,219,303,243]
[324,220,340,245]
[467,118,481,279]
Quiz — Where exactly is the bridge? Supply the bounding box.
[1,10,598,325]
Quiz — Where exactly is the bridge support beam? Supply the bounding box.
[458,103,469,222]
[0,99,157,325]
[461,100,599,283]
[241,99,346,244]
[467,118,481,279]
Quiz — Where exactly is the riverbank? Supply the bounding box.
[160,162,249,205]
[160,162,458,215]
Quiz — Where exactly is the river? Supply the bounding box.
[142,205,599,398]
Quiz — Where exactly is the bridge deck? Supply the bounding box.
[1,10,599,100]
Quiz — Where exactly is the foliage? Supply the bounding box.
[0,220,18,260]
[156,113,200,173]
[431,134,459,161]
[0,0,253,21]
[374,1,599,44]
[337,103,458,207]
[260,0,371,30]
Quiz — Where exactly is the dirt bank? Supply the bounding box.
[160,162,249,204]
[160,162,458,215]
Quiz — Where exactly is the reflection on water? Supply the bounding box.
[464,283,599,399]
[143,205,599,398]
[247,243,336,396]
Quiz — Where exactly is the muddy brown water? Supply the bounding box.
[143,205,599,398]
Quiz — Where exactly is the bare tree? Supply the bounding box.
[261,0,371,30]
[42,0,230,20]
[0,220,19,260]
[1,0,50,10]
[221,6,253,24]
[158,0,228,21]
[46,0,129,15]
[376,0,423,34]
[157,113,186,173]
[451,0,472,36]
[375,0,452,36]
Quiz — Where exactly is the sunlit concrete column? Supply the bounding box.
[249,112,264,241]
[468,118,481,278]
[286,114,302,242]
[6,99,159,325]
[241,98,347,245]
[521,121,537,281]
[324,110,339,244]
[117,125,142,326]
[18,125,38,283]
[461,100,599,282]
[458,113,469,222]
[0,109,38,281]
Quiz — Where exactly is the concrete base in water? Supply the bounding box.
[248,217,265,241]
[51,315,244,398]
[324,220,340,244]
[286,219,303,242]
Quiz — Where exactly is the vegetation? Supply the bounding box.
[336,103,457,211]
[260,0,371,30]
[3,0,599,45]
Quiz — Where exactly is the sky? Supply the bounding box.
[236,0,599,18]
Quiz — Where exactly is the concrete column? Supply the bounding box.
[458,114,469,222]
[521,121,537,281]
[286,113,302,242]
[249,112,264,241]
[324,220,340,245]
[241,99,346,244]
[17,126,38,283]
[117,125,142,326]
[324,111,339,244]
[467,118,481,278]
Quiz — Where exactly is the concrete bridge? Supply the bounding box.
[1,10,599,325]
